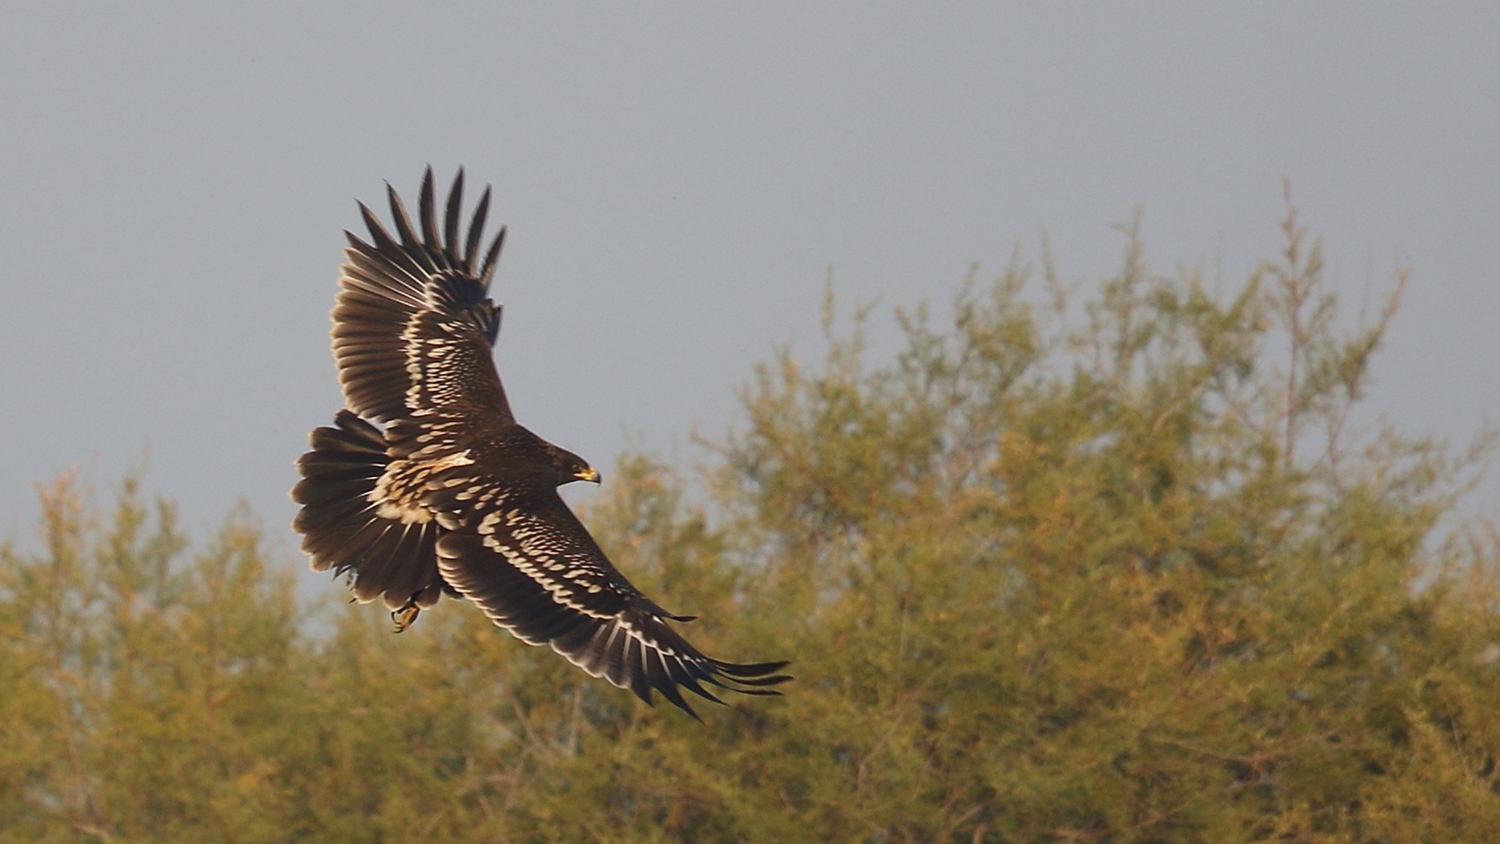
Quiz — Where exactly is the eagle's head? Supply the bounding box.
[549,445,601,487]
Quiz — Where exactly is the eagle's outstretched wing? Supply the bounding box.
[296,167,507,614]
[333,167,511,424]
[427,480,791,719]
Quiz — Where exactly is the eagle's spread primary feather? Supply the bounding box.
[291,168,789,717]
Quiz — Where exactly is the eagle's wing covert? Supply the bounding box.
[333,166,512,424]
[429,483,791,718]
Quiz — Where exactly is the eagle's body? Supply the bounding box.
[292,168,788,716]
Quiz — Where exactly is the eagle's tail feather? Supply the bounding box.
[292,410,446,616]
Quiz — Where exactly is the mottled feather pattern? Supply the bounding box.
[474,490,637,619]
[332,170,511,425]
[294,168,789,717]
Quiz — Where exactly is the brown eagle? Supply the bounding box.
[291,168,788,717]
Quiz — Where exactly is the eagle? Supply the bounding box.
[291,168,789,717]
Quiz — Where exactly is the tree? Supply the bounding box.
[684,203,1500,841]
[3,199,1498,842]
[0,473,306,843]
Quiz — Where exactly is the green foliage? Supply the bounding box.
[4,203,1500,841]
[0,475,303,842]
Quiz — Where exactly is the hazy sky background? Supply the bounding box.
[3,4,1497,588]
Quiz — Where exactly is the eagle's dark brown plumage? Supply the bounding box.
[291,168,789,717]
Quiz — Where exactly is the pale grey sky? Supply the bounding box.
[3,4,1497,575]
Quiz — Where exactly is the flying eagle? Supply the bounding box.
[291,168,789,717]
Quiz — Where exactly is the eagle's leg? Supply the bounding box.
[392,596,422,633]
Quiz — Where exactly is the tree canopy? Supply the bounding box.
[4,205,1499,842]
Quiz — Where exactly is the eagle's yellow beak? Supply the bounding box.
[574,466,601,484]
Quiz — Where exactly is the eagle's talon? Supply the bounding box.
[392,602,420,633]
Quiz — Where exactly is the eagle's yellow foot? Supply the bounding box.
[392,601,421,633]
